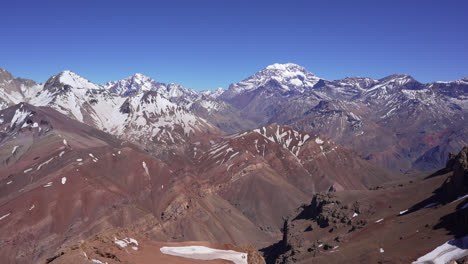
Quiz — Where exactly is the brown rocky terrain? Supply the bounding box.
[262,147,468,263]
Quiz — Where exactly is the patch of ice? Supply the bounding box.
[160,246,248,264]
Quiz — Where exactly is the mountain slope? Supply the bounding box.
[0,104,263,263]
[262,148,468,264]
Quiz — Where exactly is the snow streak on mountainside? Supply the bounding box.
[0,70,221,158]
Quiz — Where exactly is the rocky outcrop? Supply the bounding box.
[441,147,468,201]
[294,193,362,229]
[263,193,369,263]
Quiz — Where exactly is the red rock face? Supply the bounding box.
[0,104,400,263]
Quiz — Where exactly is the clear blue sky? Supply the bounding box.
[1,0,467,90]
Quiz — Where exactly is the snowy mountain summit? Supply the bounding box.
[221,63,321,99]
[104,73,164,96]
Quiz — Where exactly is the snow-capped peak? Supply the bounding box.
[58,70,101,90]
[201,87,225,98]
[222,63,321,99]
[104,73,163,96]
[264,62,306,72]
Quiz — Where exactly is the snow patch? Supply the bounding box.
[452,193,468,203]
[12,146,19,154]
[10,108,30,128]
[0,213,11,221]
[91,259,107,264]
[142,161,149,176]
[160,246,248,264]
[114,237,139,248]
[61,177,67,184]
[412,235,468,264]
[37,157,54,170]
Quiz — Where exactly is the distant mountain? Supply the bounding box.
[219,63,468,172]
[105,73,255,133]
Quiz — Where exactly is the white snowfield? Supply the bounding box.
[412,235,468,264]
[160,246,248,264]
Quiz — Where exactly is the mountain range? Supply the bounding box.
[0,64,467,263]
[1,63,467,172]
